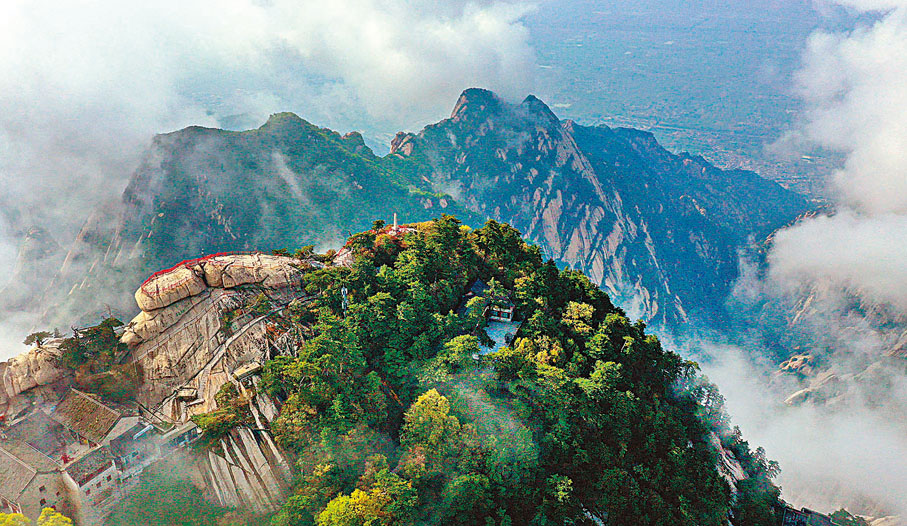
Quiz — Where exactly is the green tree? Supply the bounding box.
[36,509,73,526]
[316,471,416,526]
[439,473,495,525]
[255,217,780,525]
[829,509,869,526]
[562,301,595,337]
[400,389,461,451]
[428,335,480,377]
[0,513,31,526]
[23,331,52,347]
[732,478,781,526]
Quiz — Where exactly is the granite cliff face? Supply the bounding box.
[0,242,768,522]
[0,253,311,518]
[389,89,808,327]
[121,253,310,419]
[3,114,476,333]
[744,278,907,409]
[121,253,311,513]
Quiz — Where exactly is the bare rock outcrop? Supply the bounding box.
[113,253,308,513]
[197,424,293,512]
[780,354,817,376]
[121,253,311,420]
[0,340,69,413]
[136,265,207,312]
[398,88,807,328]
[133,253,308,314]
[709,432,747,494]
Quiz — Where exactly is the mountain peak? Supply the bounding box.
[520,94,559,123]
[450,88,505,121]
[262,111,306,128]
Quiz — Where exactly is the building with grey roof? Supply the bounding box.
[50,389,121,445]
[0,435,77,520]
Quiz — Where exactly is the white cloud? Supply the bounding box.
[701,344,907,517]
[768,212,907,310]
[0,0,536,359]
[793,3,907,213]
[740,0,907,515]
[0,0,536,221]
[830,0,907,10]
[766,0,907,306]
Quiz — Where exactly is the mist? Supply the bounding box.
[0,0,537,359]
[700,343,907,518]
[3,0,906,517]
[769,0,907,307]
[704,0,907,518]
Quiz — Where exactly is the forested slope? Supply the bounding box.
[209,217,784,526]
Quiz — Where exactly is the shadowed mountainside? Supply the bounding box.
[2,88,808,333]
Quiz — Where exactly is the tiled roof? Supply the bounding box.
[5,411,69,459]
[50,389,121,444]
[0,445,36,501]
[467,279,489,297]
[108,423,153,458]
[0,437,60,473]
[66,446,114,486]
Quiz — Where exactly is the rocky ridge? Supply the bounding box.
[120,253,308,512]
[389,88,808,327]
[1,253,313,517]
[120,253,311,419]
[0,340,69,416]
[0,89,807,340]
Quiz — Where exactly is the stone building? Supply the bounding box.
[460,279,516,322]
[108,422,158,479]
[66,446,120,515]
[779,506,837,526]
[0,438,76,518]
[0,389,169,524]
[458,279,522,356]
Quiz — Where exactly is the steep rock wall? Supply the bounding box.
[121,254,311,420]
[121,254,307,512]
[392,89,808,327]
[196,425,293,513]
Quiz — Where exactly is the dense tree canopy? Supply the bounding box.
[257,216,781,526]
[0,509,72,526]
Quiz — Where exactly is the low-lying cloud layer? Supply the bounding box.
[719,0,907,517]
[0,0,536,358]
[702,344,907,518]
[769,212,907,311]
[766,0,907,327]
[794,0,907,216]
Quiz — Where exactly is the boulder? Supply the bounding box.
[0,341,68,410]
[121,253,311,411]
[201,254,304,290]
[132,254,305,313]
[136,265,207,311]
